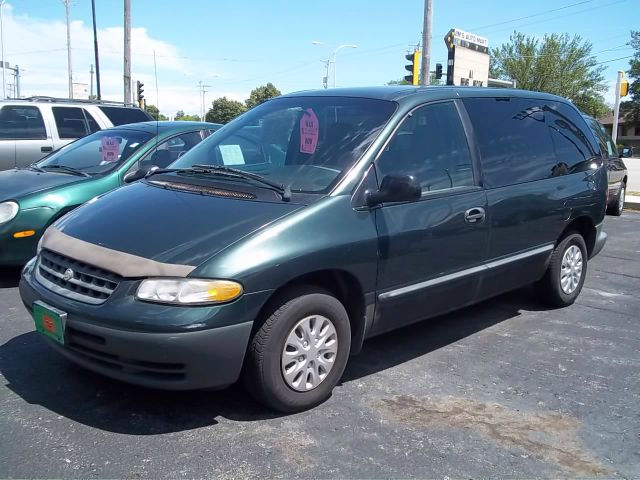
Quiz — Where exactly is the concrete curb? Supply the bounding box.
[626,193,640,211]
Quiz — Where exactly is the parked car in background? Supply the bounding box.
[0,121,220,265]
[0,97,154,170]
[583,115,628,216]
[19,87,607,412]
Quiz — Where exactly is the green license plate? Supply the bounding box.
[33,301,67,345]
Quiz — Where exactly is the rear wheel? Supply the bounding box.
[536,233,587,308]
[243,287,351,412]
[607,182,625,216]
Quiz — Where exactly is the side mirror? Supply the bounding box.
[366,174,421,207]
[123,165,156,184]
[620,147,633,158]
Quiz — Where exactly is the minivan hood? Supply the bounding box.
[0,168,86,201]
[55,180,306,268]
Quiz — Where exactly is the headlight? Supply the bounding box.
[136,278,243,305]
[0,201,19,225]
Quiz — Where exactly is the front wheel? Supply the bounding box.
[536,233,588,308]
[243,287,351,412]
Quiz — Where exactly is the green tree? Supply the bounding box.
[206,97,246,124]
[245,83,281,110]
[174,112,201,121]
[386,78,410,86]
[386,75,442,86]
[145,104,168,121]
[622,30,640,120]
[491,32,607,114]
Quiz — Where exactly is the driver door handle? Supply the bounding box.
[464,207,486,224]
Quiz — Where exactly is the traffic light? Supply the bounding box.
[621,79,629,97]
[136,81,144,108]
[435,63,443,80]
[404,50,420,86]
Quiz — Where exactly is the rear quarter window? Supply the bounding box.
[463,97,597,188]
[98,106,152,126]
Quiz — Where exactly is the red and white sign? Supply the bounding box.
[300,108,319,154]
[101,136,120,163]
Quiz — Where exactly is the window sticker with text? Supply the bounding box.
[300,108,319,154]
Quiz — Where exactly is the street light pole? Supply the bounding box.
[330,44,357,88]
[312,42,357,89]
[613,71,623,144]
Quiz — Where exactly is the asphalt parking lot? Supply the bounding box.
[1,213,639,478]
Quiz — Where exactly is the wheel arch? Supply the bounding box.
[251,269,369,356]
[560,215,596,257]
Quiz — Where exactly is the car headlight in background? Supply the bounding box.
[136,278,243,305]
[0,201,19,225]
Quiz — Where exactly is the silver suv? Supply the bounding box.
[0,97,153,170]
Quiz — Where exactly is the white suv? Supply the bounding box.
[0,97,153,170]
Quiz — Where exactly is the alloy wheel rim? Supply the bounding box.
[281,315,338,392]
[619,186,625,214]
[560,245,583,294]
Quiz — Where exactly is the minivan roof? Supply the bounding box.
[282,86,573,106]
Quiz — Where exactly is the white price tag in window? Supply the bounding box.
[219,144,245,165]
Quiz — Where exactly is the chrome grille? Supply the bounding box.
[36,249,121,304]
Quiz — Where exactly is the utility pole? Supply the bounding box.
[91,0,101,100]
[198,81,211,121]
[64,0,73,98]
[123,0,132,104]
[323,59,329,89]
[420,0,433,86]
[90,64,94,98]
[0,0,6,99]
[14,64,19,98]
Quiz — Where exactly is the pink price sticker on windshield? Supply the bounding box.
[101,136,120,163]
[299,108,319,154]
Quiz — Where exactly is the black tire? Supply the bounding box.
[607,182,625,216]
[536,233,588,308]
[243,286,351,413]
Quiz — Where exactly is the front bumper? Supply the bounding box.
[19,260,270,390]
[0,207,55,266]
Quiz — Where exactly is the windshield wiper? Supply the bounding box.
[148,164,291,201]
[27,165,45,173]
[40,165,90,177]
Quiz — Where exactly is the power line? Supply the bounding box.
[595,55,633,65]
[471,0,593,31]
[480,0,629,35]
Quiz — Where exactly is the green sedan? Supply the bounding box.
[0,121,220,266]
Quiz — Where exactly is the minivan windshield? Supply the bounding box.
[35,128,153,175]
[169,96,396,193]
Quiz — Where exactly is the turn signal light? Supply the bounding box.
[13,230,36,238]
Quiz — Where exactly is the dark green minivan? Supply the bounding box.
[20,87,608,412]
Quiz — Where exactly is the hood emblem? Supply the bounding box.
[62,268,74,281]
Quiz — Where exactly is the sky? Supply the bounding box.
[0,0,637,117]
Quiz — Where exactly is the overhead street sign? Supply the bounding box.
[444,28,490,87]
